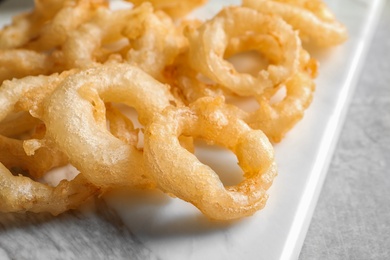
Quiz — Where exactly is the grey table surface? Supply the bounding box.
[299,1,390,259]
[0,1,389,260]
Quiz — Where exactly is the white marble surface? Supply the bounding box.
[1,0,389,259]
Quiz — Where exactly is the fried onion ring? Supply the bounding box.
[0,112,41,138]
[0,0,64,49]
[41,63,178,189]
[185,6,300,96]
[0,163,97,215]
[0,73,98,214]
[0,73,72,174]
[125,0,207,19]
[23,0,108,51]
[25,3,185,81]
[242,0,348,46]
[0,129,68,179]
[245,71,315,143]
[0,0,348,219]
[169,39,317,142]
[0,49,55,84]
[144,97,277,220]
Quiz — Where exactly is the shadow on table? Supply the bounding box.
[0,199,159,259]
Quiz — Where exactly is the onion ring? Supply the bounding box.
[0,73,99,214]
[0,49,55,84]
[0,0,108,50]
[233,47,318,143]
[125,0,207,19]
[0,112,41,138]
[0,73,73,174]
[0,134,68,179]
[185,6,300,96]
[48,3,184,80]
[242,0,348,46]
[123,7,186,80]
[0,163,97,215]
[41,63,178,189]
[245,70,316,143]
[54,4,149,70]
[0,0,348,219]
[0,0,64,49]
[144,97,277,220]
[24,0,108,52]
[169,41,317,142]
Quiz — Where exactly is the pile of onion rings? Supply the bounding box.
[0,0,347,220]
